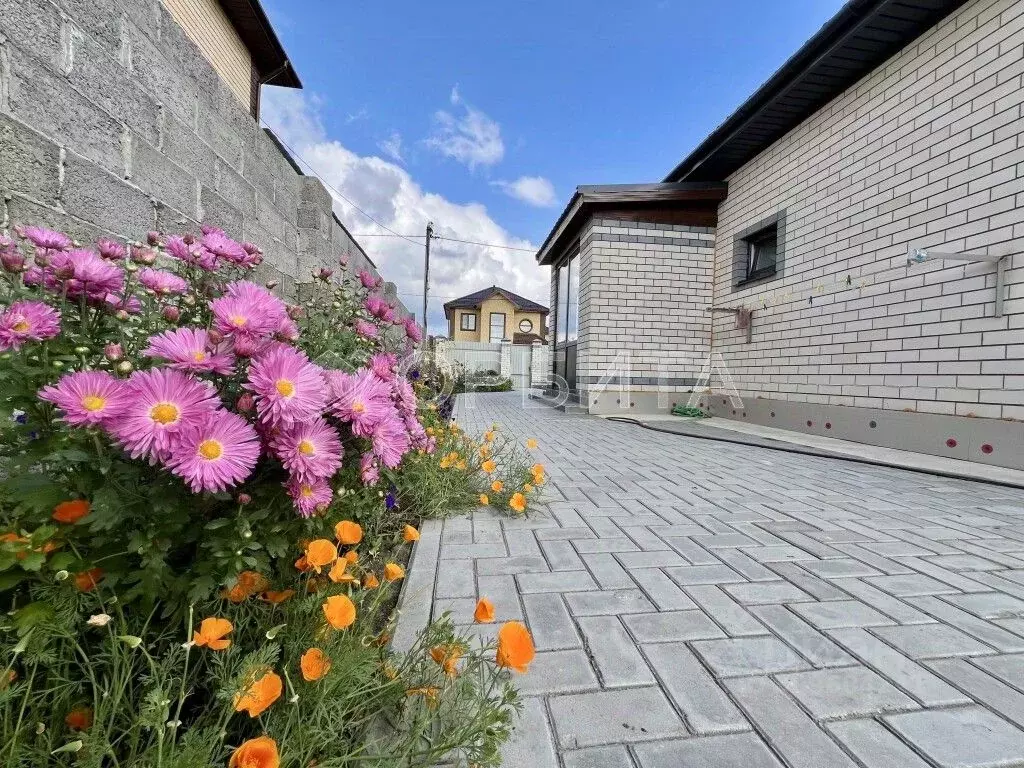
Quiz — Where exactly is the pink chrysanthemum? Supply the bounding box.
[369,353,396,381]
[112,368,220,461]
[392,376,418,417]
[371,409,411,469]
[328,368,393,437]
[39,370,129,427]
[20,226,71,252]
[0,301,61,350]
[354,319,378,339]
[143,328,235,375]
[210,281,288,338]
[96,239,126,261]
[358,270,378,289]
[51,250,124,298]
[359,452,380,486]
[201,229,248,264]
[276,316,300,342]
[364,295,388,319]
[404,317,423,343]
[166,409,260,493]
[270,417,343,482]
[246,345,327,427]
[138,268,188,296]
[405,413,429,450]
[103,293,143,315]
[286,476,333,517]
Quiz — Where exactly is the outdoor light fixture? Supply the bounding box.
[907,246,1012,317]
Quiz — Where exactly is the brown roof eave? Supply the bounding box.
[219,0,302,88]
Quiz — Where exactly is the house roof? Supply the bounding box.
[535,183,728,266]
[218,0,301,88]
[664,0,968,183]
[443,286,548,316]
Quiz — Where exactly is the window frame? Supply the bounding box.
[488,312,506,343]
[459,312,477,331]
[733,211,786,289]
[518,318,533,333]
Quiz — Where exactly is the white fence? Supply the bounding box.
[436,340,549,390]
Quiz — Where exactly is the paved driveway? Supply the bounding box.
[421,392,1024,768]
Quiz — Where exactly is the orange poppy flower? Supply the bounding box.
[363,573,380,589]
[481,459,497,474]
[335,520,363,545]
[52,500,90,524]
[300,648,331,682]
[474,597,495,623]
[261,590,295,604]
[479,494,489,506]
[1,669,17,690]
[384,563,405,582]
[405,686,440,709]
[526,438,538,449]
[328,559,357,584]
[479,445,491,459]
[496,621,535,673]
[403,525,419,542]
[234,670,282,717]
[229,735,279,768]
[523,483,534,493]
[430,644,463,677]
[323,594,356,629]
[491,480,503,493]
[509,493,527,514]
[65,707,92,731]
[294,555,310,572]
[456,459,467,470]
[193,617,233,650]
[305,539,338,573]
[344,550,358,565]
[483,430,495,442]
[222,571,269,603]
[74,568,103,592]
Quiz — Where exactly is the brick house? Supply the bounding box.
[536,0,1024,469]
[444,286,548,343]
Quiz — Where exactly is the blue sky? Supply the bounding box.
[261,0,846,333]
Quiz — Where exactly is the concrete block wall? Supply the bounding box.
[576,218,714,411]
[712,0,1024,421]
[0,0,404,309]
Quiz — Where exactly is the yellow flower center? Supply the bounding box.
[352,400,365,414]
[149,402,180,425]
[275,379,295,397]
[198,439,223,460]
[192,351,207,362]
[230,315,247,327]
[81,395,106,412]
[12,319,30,333]
[298,440,316,456]
[300,485,314,498]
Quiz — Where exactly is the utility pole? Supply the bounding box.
[422,222,433,347]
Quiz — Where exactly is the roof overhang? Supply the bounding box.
[535,182,728,266]
[664,0,968,182]
[219,0,302,88]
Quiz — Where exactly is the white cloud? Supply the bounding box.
[261,88,548,336]
[492,176,558,207]
[423,87,504,169]
[378,132,404,163]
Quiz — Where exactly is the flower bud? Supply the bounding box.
[207,329,224,344]
[104,343,123,361]
[265,281,278,290]
[237,493,252,505]
[74,346,90,355]
[1,250,26,273]
[116,360,133,375]
[115,310,130,321]
[161,305,180,323]
[117,635,143,648]
[316,267,333,281]
[236,394,255,412]
[182,294,196,306]
[146,231,161,246]
[52,360,64,369]
[182,232,196,245]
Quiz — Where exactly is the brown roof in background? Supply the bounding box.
[219,0,301,87]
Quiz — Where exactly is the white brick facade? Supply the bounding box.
[713,0,1024,420]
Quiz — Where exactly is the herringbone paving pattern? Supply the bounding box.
[436,393,1024,768]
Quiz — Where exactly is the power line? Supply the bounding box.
[354,232,536,253]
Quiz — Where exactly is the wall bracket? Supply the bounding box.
[907,246,1011,317]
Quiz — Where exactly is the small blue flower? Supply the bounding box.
[385,487,397,510]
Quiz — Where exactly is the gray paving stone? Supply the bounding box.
[628,567,697,610]
[435,558,476,598]
[518,570,599,593]
[832,578,937,624]
[623,610,724,643]
[926,658,1024,727]
[908,596,1024,652]
[616,550,689,569]
[577,616,656,688]
[726,677,859,768]
[800,558,884,579]
[549,687,688,749]
[790,600,897,630]
[501,695,559,768]
[440,541,507,559]
[723,581,815,605]
[827,628,971,706]
[944,592,1024,620]
[692,637,811,677]
[504,529,544,557]
[476,555,549,575]
[566,589,657,617]
[872,623,995,659]
[749,605,856,668]
[541,539,586,570]
[562,745,634,768]
[825,719,934,768]
[746,545,819,563]
[517,650,600,696]
[685,585,768,637]
[664,564,745,585]
[973,653,1024,690]
[523,592,582,650]
[715,547,782,581]
[865,573,962,596]
[581,552,637,590]
[572,536,640,554]
[476,575,524,620]
[884,706,1024,768]
[776,666,919,719]
[662,536,721,565]
[633,733,784,768]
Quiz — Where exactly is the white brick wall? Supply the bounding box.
[713,0,1024,420]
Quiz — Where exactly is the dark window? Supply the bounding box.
[743,225,777,282]
[489,313,506,343]
[460,313,477,331]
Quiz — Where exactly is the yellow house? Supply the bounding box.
[444,287,548,344]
